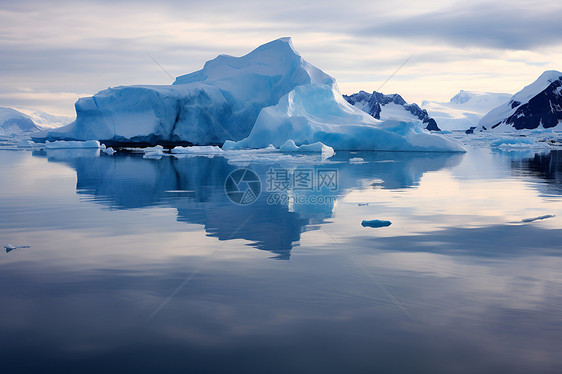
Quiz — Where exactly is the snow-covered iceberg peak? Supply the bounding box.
[174,37,334,89]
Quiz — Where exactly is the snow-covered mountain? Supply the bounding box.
[478,70,562,131]
[36,38,464,152]
[15,108,73,129]
[422,90,512,131]
[0,107,42,135]
[344,90,440,131]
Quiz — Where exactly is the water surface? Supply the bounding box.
[1,147,561,373]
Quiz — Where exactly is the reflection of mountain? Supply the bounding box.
[510,150,562,195]
[39,150,462,259]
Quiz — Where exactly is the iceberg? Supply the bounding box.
[36,38,334,146]
[35,38,465,152]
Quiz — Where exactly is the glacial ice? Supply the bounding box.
[36,38,465,153]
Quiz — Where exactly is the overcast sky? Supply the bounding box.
[1,0,561,116]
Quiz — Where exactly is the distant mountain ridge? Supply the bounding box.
[479,70,562,131]
[0,107,42,135]
[344,90,440,131]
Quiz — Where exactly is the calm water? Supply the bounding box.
[1,146,561,373]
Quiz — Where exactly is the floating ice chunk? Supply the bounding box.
[143,145,166,159]
[361,219,392,228]
[4,244,31,253]
[279,139,335,157]
[103,147,116,155]
[45,140,100,149]
[490,137,536,148]
[358,203,369,206]
[172,145,224,154]
[349,157,365,164]
[521,214,555,223]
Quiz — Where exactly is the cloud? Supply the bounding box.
[1,0,561,114]
[357,1,562,50]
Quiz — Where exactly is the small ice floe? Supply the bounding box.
[361,219,392,228]
[45,140,100,149]
[349,157,365,164]
[100,144,116,155]
[143,145,166,159]
[358,203,369,206]
[279,140,335,158]
[171,145,223,157]
[103,147,116,155]
[4,244,31,253]
[520,215,555,223]
[370,178,384,186]
[490,137,538,149]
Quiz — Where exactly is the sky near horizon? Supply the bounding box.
[1,0,562,116]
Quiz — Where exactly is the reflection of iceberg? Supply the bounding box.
[510,150,562,195]
[42,151,462,259]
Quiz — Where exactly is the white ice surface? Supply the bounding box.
[45,140,101,149]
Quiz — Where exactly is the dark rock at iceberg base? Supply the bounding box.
[344,90,441,131]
